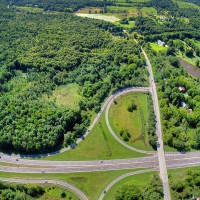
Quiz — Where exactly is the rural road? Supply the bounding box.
[141,48,171,200]
[0,177,88,200]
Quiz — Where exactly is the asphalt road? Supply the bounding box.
[0,177,88,200]
[99,169,156,200]
[1,152,200,173]
[141,48,171,200]
[105,87,156,154]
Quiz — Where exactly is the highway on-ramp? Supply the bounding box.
[0,177,88,200]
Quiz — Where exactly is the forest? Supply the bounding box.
[9,0,113,12]
[0,4,148,153]
[140,39,200,151]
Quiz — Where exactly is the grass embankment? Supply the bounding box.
[109,92,154,151]
[0,169,145,200]
[41,110,146,161]
[104,170,157,200]
[42,186,80,200]
[176,51,199,66]
[104,166,200,199]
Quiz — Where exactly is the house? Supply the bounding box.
[188,109,193,113]
[157,40,165,46]
[178,86,186,92]
[181,101,186,108]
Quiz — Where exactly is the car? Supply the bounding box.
[0,156,1,158]
[87,129,90,132]
[103,190,106,194]
[99,160,103,163]
[42,170,45,173]
[156,141,160,148]
[44,180,48,183]
[16,159,18,161]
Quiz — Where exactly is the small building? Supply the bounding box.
[157,40,165,46]
[181,101,186,108]
[188,109,193,113]
[179,86,186,92]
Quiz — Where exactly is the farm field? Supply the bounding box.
[107,6,138,12]
[109,92,154,151]
[75,13,120,22]
[140,7,157,15]
[41,111,146,161]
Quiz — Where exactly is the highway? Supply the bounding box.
[141,48,171,200]
[0,47,199,199]
[1,152,200,173]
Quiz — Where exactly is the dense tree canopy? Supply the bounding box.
[0,4,148,153]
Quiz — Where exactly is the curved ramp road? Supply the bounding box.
[99,169,156,200]
[0,177,88,200]
[105,87,156,154]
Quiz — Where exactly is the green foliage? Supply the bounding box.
[170,170,200,199]
[127,99,137,112]
[0,182,44,200]
[0,8,148,152]
[120,129,131,141]
[149,53,200,151]
[115,174,163,200]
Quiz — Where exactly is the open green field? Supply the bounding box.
[150,43,167,52]
[41,111,146,161]
[104,170,157,200]
[107,6,138,13]
[44,83,82,109]
[193,39,200,48]
[175,0,200,10]
[141,7,157,15]
[168,166,200,181]
[109,92,154,151]
[116,20,135,28]
[44,186,80,200]
[15,6,44,12]
[0,169,145,200]
[176,51,199,66]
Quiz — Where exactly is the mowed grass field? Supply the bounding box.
[150,43,167,52]
[41,111,146,161]
[109,92,154,151]
[141,7,157,15]
[0,169,145,200]
[44,83,82,109]
[107,6,138,12]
